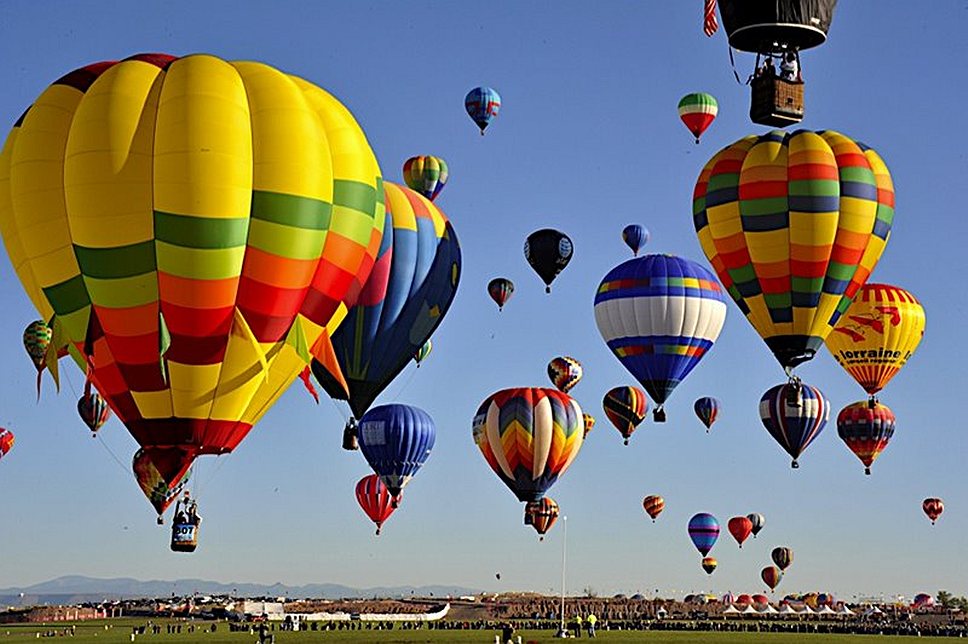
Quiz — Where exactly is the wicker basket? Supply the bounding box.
[750,76,805,127]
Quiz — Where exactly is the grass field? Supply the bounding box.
[0,620,935,643]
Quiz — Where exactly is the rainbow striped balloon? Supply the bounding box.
[693,130,893,372]
[678,93,718,143]
[473,387,584,503]
[0,53,385,466]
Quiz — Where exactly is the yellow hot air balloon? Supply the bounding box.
[824,283,924,401]
[0,53,384,477]
[692,130,893,374]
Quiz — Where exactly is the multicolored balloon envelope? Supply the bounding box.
[727,516,753,548]
[473,387,584,503]
[771,546,794,571]
[603,386,648,445]
[548,356,583,393]
[825,283,925,399]
[922,498,944,525]
[622,224,650,256]
[747,512,765,537]
[913,593,934,609]
[643,495,665,522]
[595,254,727,421]
[402,155,448,202]
[22,320,51,371]
[132,447,193,521]
[0,54,385,476]
[355,473,400,535]
[465,86,501,135]
[837,401,895,475]
[524,496,560,539]
[312,181,461,419]
[761,565,783,592]
[678,93,718,144]
[582,413,596,438]
[693,130,893,372]
[525,229,573,293]
[488,278,515,311]
[688,512,720,556]
[701,556,718,575]
[413,339,433,366]
[759,381,830,468]
[77,390,112,437]
[357,404,436,497]
[694,396,721,432]
[0,429,14,460]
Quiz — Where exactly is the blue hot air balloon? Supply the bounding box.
[694,396,721,432]
[688,513,720,556]
[622,224,650,256]
[465,86,501,135]
[594,254,727,422]
[759,381,830,469]
[357,404,436,497]
[312,182,461,420]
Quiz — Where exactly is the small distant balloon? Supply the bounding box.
[922,498,944,525]
[487,278,515,311]
[727,516,753,548]
[701,557,718,575]
[547,356,583,393]
[402,155,449,201]
[621,224,649,256]
[759,380,830,469]
[582,413,595,438]
[465,86,501,135]
[0,429,14,461]
[761,565,783,592]
[771,547,793,572]
[525,229,573,293]
[642,495,665,522]
[413,340,433,367]
[677,93,718,143]
[694,397,721,432]
[78,390,112,437]
[747,513,765,537]
[688,513,720,556]
[603,386,648,445]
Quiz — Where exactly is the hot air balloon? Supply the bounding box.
[752,594,769,607]
[473,387,584,503]
[747,513,765,537]
[488,278,514,311]
[693,130,893,374]
[595,255,727,422]
[355,474,400,535]
[643,495,665,522]
[837,401,895,475]
[548,356,583,393]
[22,320,51,372]
[603,386,648,445]
[759,381,830,468]
[694,397,721,432]
[465,86,501,135]
[0,54,386,506]
[771,547,794,572]
[704,0,837,126]
[678,93,718,144]
[761,565,783,592]
[357,404,436,498]
[727,516,753,548]
[312,181,461,420]
[922,498,944,525]
[77,390,111,437]
[622,224,650,256]
[525,229,573,293]
[825,284,925,404]
[0,429,14,460]
[582,413,595,438]
[688,513,720,556]
[524,497,560,540]
[701,557,718,575]
[736,594,753,606]
[132,447,192,523]
[414,340,433,367]
[402,155,448,202]
[913,594,934,609]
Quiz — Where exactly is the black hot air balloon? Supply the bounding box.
[524,229,573,293]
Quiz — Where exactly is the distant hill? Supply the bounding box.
[0,575,481,605]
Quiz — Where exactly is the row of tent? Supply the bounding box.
[722,604,868,617]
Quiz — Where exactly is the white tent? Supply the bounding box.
[723,605,741,614]
[838,605,855,616]
[863,606,884,617]
[819,605,837,616]
[779,604,799,616]
[800,605,816,615]
[742,605,759,615]
[760,604,780,614]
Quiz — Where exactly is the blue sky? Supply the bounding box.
[0,1,965,602]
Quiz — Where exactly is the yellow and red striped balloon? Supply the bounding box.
[0,54,384,471]
[693,130,893,372]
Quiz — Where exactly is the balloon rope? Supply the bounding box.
[192,454,229,502]
[388,364,420,402]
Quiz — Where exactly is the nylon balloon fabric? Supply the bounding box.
[836,401,895,474]
[0,53,386,458]
[473,387,584,503]
[357,404,436,497]
[693,130,893,371]
[759,381,830,468]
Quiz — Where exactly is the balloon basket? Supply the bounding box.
[791,460,799,469]
[653,408,666,423]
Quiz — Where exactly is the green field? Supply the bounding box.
[0,620,936,644]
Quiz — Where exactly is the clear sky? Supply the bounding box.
[0,1,964,603]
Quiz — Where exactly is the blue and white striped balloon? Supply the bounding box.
[594,254,727,421]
